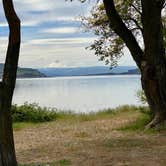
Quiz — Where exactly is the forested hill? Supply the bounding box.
[0,64,139,78]
[38,66,140,77]
[0,64,46,78]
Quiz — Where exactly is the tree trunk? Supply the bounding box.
[141,0,166,128]
[0,90,17,166]
[0,0,21,165]
[141,64,166,128]
[103,0,166,128]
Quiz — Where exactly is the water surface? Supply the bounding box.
[13,75,141,112]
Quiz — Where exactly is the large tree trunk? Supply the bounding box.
[141,0,166,128]
[103,0,166,128]
[0,97,17,166]
[141,64,166,128]
[0,0,21,165]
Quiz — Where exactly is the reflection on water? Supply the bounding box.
[13,75,141,112]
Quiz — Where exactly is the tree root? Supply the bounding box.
[145,113,166,129]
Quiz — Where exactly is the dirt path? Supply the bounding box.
[14,111,166,166]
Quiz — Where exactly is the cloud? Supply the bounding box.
[0,0,135,68]
[0,21,40,27]
[0,23,8,27]
[12,0,91,26]
[48,61,68,68]
[0,0,91,26]
[0,1,104,68]
[24,37,96,46]
[41,27,79,34]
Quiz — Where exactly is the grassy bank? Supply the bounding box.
[12,103,150,122]
[12,104,166,166]
[13,103,166,133]
[12,103,151,131]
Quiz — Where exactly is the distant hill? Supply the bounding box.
[17,67,46,78]
[38,66,139,77]
[0,64,139,78]
[122,69,140,75]
[0,64,46,78]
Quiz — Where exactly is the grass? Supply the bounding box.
[117,106,166,133]
[19,159,72,166]
[12,103,166,134]
[55,105,147,122]
[12,104,152,130]
[14,104,166,166]
[105,137,149,148]
[118,111,151,132]
[12,103,134,123]
[13,122,37,130]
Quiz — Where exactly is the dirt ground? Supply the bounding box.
[14,111,166,166]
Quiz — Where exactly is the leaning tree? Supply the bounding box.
[0,0,21,165]
[80,0,166,128]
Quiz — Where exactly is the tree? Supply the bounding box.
[82,0,166,128]
[0,0,21,165]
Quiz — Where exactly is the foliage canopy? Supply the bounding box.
[81,0,166,67]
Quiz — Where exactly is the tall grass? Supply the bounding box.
[12,103,148,123]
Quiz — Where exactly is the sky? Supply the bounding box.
[0,0,135,68]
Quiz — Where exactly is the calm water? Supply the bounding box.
[13,75,142,113]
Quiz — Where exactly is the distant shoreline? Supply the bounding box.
[15,73,141,79]
[0,64,140,78]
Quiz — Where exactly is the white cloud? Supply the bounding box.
[0,0,104,68]
[24,37,97,46]
[0,21,40,27]
[0,0,135,68]
[12,0,91,25]
[21,21,41,27]
[41,27,79,34]
[0,0,93,25]
[0,23,8,27]
[48,61,68,68]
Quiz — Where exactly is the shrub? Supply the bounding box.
[11,103,57,123]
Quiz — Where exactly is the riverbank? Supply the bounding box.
[14,105,166,166]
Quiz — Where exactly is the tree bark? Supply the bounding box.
[0,0,21,165]
[103,0,166,127]
[141,0,166,128]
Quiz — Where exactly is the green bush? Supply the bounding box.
[11,103,57,123]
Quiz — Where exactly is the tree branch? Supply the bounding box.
[129,3,142,15]
[103,0,144,68]
[128,17,143,34]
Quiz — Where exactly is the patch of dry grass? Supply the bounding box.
[14,106,166,166]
